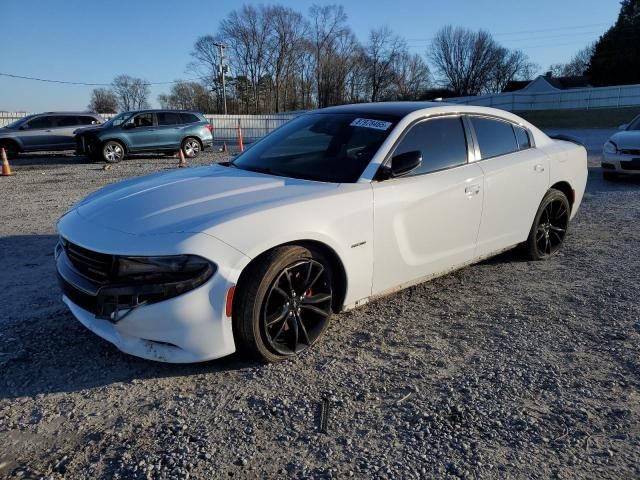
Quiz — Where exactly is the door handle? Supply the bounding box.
[534,164,545,172]
[465,184,481,195]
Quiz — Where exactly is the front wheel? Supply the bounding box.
[234,245,334,362]
[182,137,201,158]
[525,189,571,261]
[0,141,19,159]
[102,141,125,163]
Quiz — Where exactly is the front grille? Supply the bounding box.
[620,159,640,171]
[619,148,640,156]
[58,273,98,313]
[64,241,114,283]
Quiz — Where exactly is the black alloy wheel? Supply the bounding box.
[525,189,571,260]
[262,259,332,355]
[234,245,334,362]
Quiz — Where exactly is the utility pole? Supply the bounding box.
[213,42,228,115]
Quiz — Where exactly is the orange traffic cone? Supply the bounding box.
[1,148,14,177]
[237,119,244,153]
[177,148,187,168]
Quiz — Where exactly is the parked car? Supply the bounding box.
[56,102,587,363]
[75,110,213,163]
[602,114,640,179]
[0,112,103,157]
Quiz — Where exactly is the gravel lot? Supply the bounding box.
[0,131,639,479]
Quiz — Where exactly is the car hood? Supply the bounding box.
[73,165,338,236]
[74,125,104,135]
[609,131,640,150]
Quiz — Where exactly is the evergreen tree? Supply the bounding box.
[587,0,640,86]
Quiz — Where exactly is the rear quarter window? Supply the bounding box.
[180,113,200,124]
[471,117,519,159]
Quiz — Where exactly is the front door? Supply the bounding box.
[371,116,484,295]
[124,113,158,150]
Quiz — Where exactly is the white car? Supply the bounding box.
[603,114,640,178]
[56,103,587,363]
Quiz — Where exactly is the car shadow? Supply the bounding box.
[0,234,259,400]
[587,165,640,193]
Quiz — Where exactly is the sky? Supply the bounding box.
[0,0,621,112]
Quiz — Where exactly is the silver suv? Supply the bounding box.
[0,112,103,157]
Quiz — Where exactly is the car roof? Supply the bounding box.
[122,109,202,114]
[316,101,452,117]
[38,112,102,116]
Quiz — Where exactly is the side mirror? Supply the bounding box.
[619,124,628,131]
[123,122,136,129]
[391,150,422,177]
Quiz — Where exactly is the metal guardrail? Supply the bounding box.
[445,83,640,112]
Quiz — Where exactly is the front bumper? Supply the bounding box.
[56,211,251,363]
[602,152,640,174]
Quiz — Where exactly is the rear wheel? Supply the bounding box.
[234,245,334,362]
[102,141,125,163]
[182,137,201,158]
[525,189,571,261]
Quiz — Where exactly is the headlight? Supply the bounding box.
[95,255,215,322]
[604,141,618,154]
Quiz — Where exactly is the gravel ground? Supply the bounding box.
[0,132,639,480]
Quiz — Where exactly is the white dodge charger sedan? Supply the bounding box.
[56,103,587,363]
[602,114,640,179]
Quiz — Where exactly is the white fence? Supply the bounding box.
[0,112,301,141]
[445,83,640,111]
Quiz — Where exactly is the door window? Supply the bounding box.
[470,117,519,159]
[392,117,468,175]
[157,112,181,126]
[24,116,56,129]
[58,116,82,127]
[132,113,154,127]
[514,125,531,150]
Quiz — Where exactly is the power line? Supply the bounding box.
[0,72,198,86]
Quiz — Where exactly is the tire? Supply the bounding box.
[603,171,619,181]
[102,140,125,163]
[0,141,19,159]
[525,189,571,261]
[182,137,201,158]
[234,245,334,362]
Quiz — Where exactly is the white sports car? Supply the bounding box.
[602,114,640,178]
[56,103,587,363]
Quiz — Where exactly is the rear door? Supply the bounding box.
[371,116,484,294]
[469,116,549,257]
[156,111,183,148]
[52,115,85,149]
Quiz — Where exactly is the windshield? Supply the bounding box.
[231,112,399,183]
[103,112,133,128]
[627,115,640,131]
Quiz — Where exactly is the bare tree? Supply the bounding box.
[363,26,406,102]
[485,49,538,93]
[390,52,431,100]
[265,5,308,112]
[158,81,213,112]
[87,88,118,113]
[549,43,595,77]
[188,35,226,112]
[111,75,150,111]
[309,4,354,107]
[429,26,503,96]
[220,5,272,113]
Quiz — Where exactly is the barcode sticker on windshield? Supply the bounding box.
[350,118,392,131]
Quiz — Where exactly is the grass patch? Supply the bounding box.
[515,107,640,129]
